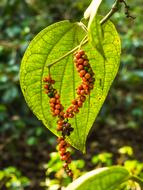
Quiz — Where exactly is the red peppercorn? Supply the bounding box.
[77,101,83,107]
[55,93,60,99]
[57,137,64,142]
[55,109,60,115]
[57,125,63,131]
[78,65,84,70]
[85,73,91,79]
[68,113,74,118]
[80,90,85,95]
[55,104,61,109]
[56,99,60,104]
[50,98,56,103]
[79,70,86,77]
[61,154,68,161]
[50,102,55,108]
[77,58,84,64]
[57,120,63,126]
[44,84,49,89]
[83,60,89,66]
[75,53,81,59]
[63,163,68,168]
[78,50,85,55]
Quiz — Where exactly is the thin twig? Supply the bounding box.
[0,40,20,49]
[47,36,88,68]
[100,0,121,25]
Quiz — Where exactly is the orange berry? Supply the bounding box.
[64,113,69,118]
[59,140,66,149]
[45,90,49,94]
[44,84,49,89]
[80,95,86,102]
[68,171,73,177]
[55,104,61,109]
[79,70,86,77]
[50,98,56,103]
[75,53,81,59]
[73,105,79,113]
[61,155,67,161]
[57,120,63,126]
[83,60,89,66]
[57,125,63,131]
[83,84,89,90]
[60,111,64,116]
[47,76,52,82]
[78,50,85,55]
[55,93,60,99]
[77,68,81,72]
[80,90,85,95]
[43,77,48,82]
[85,89,90,94]
[78,85,83,90]
[66,158,72,164]
[51,80,55,84]
[55,109,60,115]
[63,163,68,168]
[82,77,87,82]
[50,102,55,108]
[72,99,77,105]
[59,148,66,155]
[78,65,84,70]
[66,151,71,158]
[56,99,60,104]
[78,101,83,107]
[57,137,64,142]
[77,58,84,64]
[68,113,74,118]
[85,73,91,79]
[76,89,81,95]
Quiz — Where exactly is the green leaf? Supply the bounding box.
[88,16,105,58]
[20,18,121,152]
[66,167,130,190]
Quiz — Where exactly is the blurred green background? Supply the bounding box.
[0,0,143,189]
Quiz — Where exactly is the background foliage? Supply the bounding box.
[0,0,143,189]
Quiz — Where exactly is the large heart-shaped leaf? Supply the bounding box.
[66,166,130,190]
[20,18,121,152]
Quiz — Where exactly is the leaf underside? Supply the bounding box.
[20,18,121,152]
[66,166,130,190]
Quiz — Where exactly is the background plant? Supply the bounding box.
[0,0,143,189]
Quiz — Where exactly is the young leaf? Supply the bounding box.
[20,18,121,152]
[66,166,130,190]
[88,16,105,58]
[84,0,103,28]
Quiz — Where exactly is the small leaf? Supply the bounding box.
[66,166,130,190]
[84,0,103,28]
[20,18,121,152]
[88,16,105,58]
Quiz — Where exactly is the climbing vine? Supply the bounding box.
[20,0,137,182]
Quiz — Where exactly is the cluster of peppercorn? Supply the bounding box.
[64,50,95,118]
[43,75,74,177]
[43,50,95,178]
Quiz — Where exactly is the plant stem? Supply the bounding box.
[100,0,121,25]
[130,176,143,187]
[47,36,88,68]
